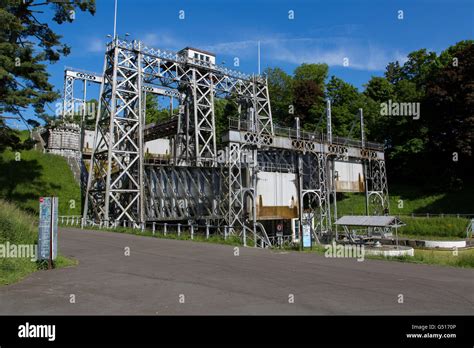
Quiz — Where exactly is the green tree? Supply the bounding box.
[424,41,474,187]
[265,67,293,126]
[398,49,438,92]
[326,76,362,137]
[385,61,403,84]
[364,76,394,102]
[214,97,238,146]
[293,63,328,87]
[292,63,328,130]
[0,0,96,149]
[366,40,474,189]
[144,93,177,125]
[292,79,324,127]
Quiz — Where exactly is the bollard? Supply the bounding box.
[190,224,194,240]
[178,223,181,236]
[164,223,167,236]
[206,225,209,239]
[152,222,156,235]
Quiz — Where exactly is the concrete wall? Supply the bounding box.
[256,171,298,220]
[82,130,170,156]
[145,139,171,156]
[334,161,365,193]
[83,130,95,153]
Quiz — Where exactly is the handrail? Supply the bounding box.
[228,118,385,151]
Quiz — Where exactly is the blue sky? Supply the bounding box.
[7,0,474,127]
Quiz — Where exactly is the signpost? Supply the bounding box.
[276,222,283,247]
[302,222,312,249]
[38,197,58,269]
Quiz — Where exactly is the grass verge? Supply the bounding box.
[0,200,77,286]
[0,148,81,215]
[75,223,246,247]
[337,184,474,215]
[397,217,469,239]
[366,248,474,268]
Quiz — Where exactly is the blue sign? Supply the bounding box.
[38,197,58,261]
[302,223,312,248]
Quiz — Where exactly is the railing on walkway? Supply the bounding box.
[228,118,385,151]
[397,213,474,219]
[62,217,272,248]
[59,215,82,226]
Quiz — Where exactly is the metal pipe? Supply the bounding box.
[326,99,332,144]
[113,0,118,39]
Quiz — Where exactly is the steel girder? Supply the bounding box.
[367,159,389,215]
[193,69,216,165]
[301,152,331,235]
[220,143,245,232]
[219,142,262,246]
[83,40,145,225]
[62,75,76,120]
[252,76,274,136]
[127,39,274,165]
[83,38,275,225]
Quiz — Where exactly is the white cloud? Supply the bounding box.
[83,32,182,55]
[141,32,183,50]
[204,37,408,71]
[82,31,409,72]
[86,38,106,53]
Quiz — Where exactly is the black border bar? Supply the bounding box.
[0,315,472,346]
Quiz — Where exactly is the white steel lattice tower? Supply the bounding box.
[83,39,145,226]
[62,74,75,120]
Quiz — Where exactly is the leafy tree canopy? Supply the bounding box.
[0,0,95,150]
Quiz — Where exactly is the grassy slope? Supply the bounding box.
[337,184,474,216]
[0,136,81,285]
[337,184,473,239]
[0,148,81,216]
[0,200,76,285]
[398,217,469,239]
[366,248,474,268]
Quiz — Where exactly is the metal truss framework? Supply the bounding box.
[62,75,76,119]
[367,159,390,216]
[77,37,390,246]
[301,153,331,235]
[84,40,145,225]
[84,38,275,224]
[61,67,181,122]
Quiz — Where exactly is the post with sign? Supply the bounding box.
[302,221,312,249]
[276,221,283,247]
[38,197,58,269]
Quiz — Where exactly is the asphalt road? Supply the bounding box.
[0,227,473,315]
